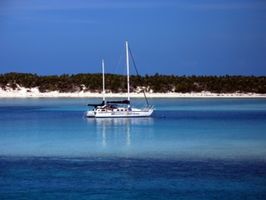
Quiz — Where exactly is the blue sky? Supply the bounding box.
[0,0,265,75]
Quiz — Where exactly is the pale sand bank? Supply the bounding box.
[0,86,266,98]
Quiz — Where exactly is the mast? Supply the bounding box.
[102,59,106,103]
[125,41,130,102]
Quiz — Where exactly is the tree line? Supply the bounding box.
[0,72,265,93]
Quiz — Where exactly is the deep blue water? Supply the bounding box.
[0,98,266,199]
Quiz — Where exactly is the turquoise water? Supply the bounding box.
[0,98,266,199]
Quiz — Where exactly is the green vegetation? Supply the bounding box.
[0,72,265,93]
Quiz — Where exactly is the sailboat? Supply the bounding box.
[86,41,154,118]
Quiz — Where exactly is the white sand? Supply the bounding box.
[0,86,266,98]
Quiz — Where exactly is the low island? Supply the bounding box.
[0,72,265,98]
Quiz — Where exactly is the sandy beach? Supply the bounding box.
[0,86,266,98]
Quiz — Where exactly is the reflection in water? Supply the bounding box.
[87,118,154,148]
[126,123,130,146]
[89,118,154,126]
[102,123,106,147]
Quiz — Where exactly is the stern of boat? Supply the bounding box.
[86,110,95,118]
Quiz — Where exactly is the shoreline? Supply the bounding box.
[0,88,266,98]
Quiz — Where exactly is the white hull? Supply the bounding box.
[86,108,153,118]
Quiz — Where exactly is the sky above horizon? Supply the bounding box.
[0,0,266,76]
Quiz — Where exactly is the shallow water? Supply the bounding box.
[0,98,266,199]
